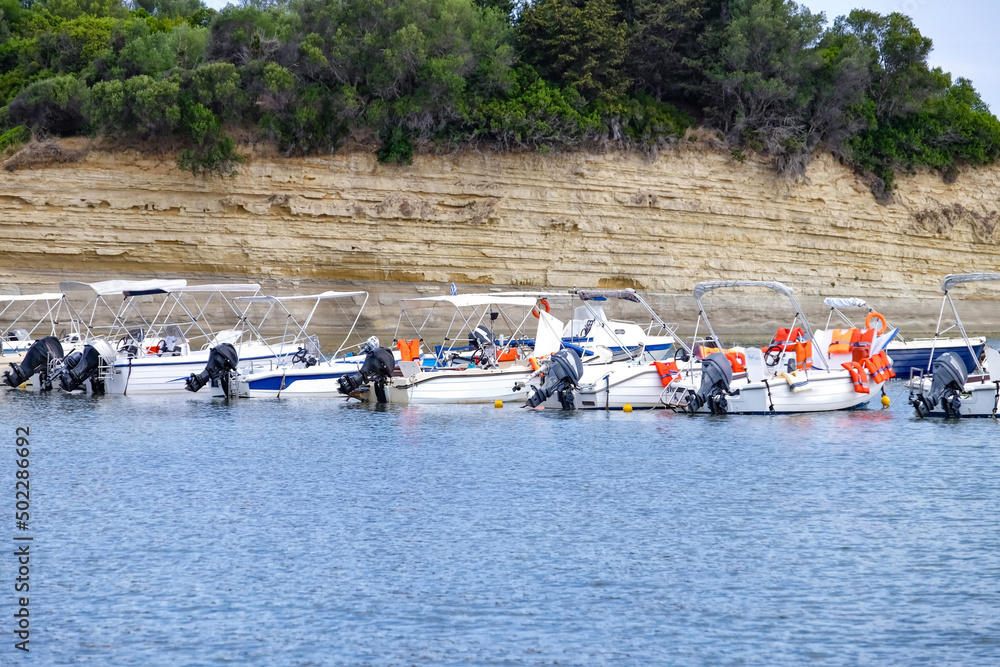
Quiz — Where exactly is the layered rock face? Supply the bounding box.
[2,144,999,335]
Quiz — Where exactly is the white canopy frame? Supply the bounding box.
[62,280,189,338]
[488,288,685,360]
[62,280,265,352]
[393,294,543,364]
[573,287,691,357]
[0,293,87,350]
[691,280,819,369]
[930,273,1000,375]
[234,291,370,361]
[822,297,877,331]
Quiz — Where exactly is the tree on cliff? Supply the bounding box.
[517,0,630,103]
[0,0,997,194]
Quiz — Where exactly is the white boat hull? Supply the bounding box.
[706,372,884,414]
[235,358,366,398]
[571,365,882,413]
[577,364,679,409]
[908,376,1000,417]
[386,367,536,404]
[103,343,300,395]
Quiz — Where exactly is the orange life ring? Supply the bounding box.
[531,299,551,319]
[865,311,888,335]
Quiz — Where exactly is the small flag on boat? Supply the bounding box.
[450,281,457,295]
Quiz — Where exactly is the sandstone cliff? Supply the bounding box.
[2,142,999,335]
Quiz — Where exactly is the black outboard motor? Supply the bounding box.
[3,336,64,390]
[910,352,968,418]
[469,325,497,368]
[185,343,239,395]
[337,347,396,402]
[686,352,733,414]
[525,348,584,409]
[59,339,115,393]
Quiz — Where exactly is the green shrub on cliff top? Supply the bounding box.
[8,74,89,134]
[0,124,30,154]
[0,0,996,191]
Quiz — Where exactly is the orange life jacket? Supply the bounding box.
[842,361,870,394]
[652,360,682,387]
[772,327,804,351]
[829,329,855,355]
[397,339,420,361]
[723,352,745,373]
[795,340,813,370]
[695,347,746,373]
[851,328,875,362]
[862,356,887,384]
[496,348,519,363]
[862,350,895,382]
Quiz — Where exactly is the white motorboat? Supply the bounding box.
[342,293,589,404]
[1,292,86,360]
[666,281,899,414]
[909,273,1000,417]
[557,289,676,360]
[495,288,678,361]
[56,280,302,395]
[558,281,898,413]
[821,296,985,375]
[1,292,90,390]
[519,290,692,409]
[217,290,371,398]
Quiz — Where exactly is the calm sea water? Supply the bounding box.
[2,386,999,665]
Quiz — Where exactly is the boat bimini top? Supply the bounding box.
[823,297,871,311]
[692,280,815,353]
[573,287,689,356]
[1,292,86,351]
[487,288,685,359]
[395,293,554,366]
[941,273,1000,293]
[60,279,189,297]
[235,291,370,361]
[930,273,1000,375]
[822,297,880,330]
[62,279,263,351]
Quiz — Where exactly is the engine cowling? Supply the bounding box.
[686,352,733,414]
[185,343,240,395]
[3,336,64,390]
[59,339,116,393]
[338,347,397,402]
[525,348,584,409]
[910,352,968,417]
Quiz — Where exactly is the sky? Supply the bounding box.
[199,0,1000,112]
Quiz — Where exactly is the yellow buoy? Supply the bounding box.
[494,399,503,408]
[881,394,891,408]
[623,403,633,413]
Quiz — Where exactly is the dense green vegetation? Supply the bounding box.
[1,0,998,194]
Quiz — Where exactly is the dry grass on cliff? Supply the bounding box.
[3,139,87,172]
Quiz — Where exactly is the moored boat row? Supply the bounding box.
[3,274,998,418]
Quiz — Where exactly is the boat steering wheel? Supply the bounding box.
[764,345,784,368]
